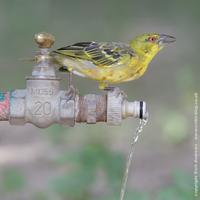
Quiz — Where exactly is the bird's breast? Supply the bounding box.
[58,56,149,83]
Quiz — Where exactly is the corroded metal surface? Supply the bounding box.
[0,92,10,121]
[76,94,107,123]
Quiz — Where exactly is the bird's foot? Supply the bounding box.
[103,86,116,91]
[68,71,73,89]
[65,85,76,101]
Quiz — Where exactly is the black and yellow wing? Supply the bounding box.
[53,41,135,68]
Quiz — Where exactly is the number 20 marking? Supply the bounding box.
[33,101,52,115]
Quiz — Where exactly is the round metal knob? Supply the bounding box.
[34,32,55,48]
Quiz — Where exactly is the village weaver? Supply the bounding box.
[52,33,176,89]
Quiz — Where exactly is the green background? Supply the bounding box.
[0,0,199,199]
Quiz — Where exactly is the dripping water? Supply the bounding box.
[120,118,148,200]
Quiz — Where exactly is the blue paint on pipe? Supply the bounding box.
[0,92,5,101]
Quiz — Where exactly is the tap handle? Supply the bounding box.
[34,32,55,48]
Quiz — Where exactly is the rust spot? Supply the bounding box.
[76,94,107,123]
[0,92,10,121]
[96,95,107,122]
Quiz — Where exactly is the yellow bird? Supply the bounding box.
[52,33,176,89]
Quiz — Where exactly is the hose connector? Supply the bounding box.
[122,100,148,120]
[106,88,148,125]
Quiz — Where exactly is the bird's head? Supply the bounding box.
[130,33,176,58]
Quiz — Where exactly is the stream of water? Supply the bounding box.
[120,118,148,200]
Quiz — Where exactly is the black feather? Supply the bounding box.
[59,66,70,72]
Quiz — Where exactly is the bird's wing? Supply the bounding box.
[54,41,135,67]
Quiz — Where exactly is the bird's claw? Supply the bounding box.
[103,86,116,92]
[65,85,77,101]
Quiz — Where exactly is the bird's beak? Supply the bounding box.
[158,34,176,45]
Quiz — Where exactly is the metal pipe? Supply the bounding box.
[0,89,148,127]
[0,92,10,121]
[75,94,107,123]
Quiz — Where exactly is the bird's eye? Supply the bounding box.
[147,37,156,42]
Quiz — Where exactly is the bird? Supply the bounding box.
[51,33,176,89]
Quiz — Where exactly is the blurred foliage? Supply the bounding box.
[47,143,192,200]
[155,172,193,200]
[0,155,194,200]
[162,111,189,143]
[96,191,149,200]
[43,133,194,200]
[44,124,68,144]
[0,168,25,193]
[49,142,125,199]
[33,192,49,200]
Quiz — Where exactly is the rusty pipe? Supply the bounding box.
[0,89,147,127]
[76,94,107,123]
[0,92,9,121]
[6,78,109,128]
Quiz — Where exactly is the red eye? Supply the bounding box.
[148,37,156,42]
